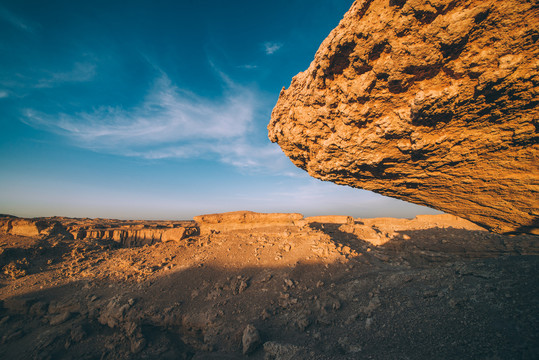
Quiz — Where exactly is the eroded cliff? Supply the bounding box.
[0,216,197,247]
[268,0,538,234]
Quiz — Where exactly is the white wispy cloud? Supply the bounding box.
[0,61,97,96]
[237,64,259,70]
[23,73,295,174]
[0,5,36,33]
[36,62,96,88]
[24,74,252,147]
[263,42,283,55]
[0,90,8,98]
[214,141,295,173]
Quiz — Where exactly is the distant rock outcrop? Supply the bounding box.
[0,217,67,238]
[268,0,538,234]
[74,227,193,247]
[0,216,197,247]
[194,211,304,234]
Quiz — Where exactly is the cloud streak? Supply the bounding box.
[0,61,97,97]
[35,62,97,88]
[0,5,35,33]
[23,73,295,174]
[263,42,283,55]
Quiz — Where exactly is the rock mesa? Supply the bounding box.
[194,211,303,234]
[268,0,538,234]
[0,216,197,247]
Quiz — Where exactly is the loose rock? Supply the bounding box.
[242,324,262,355]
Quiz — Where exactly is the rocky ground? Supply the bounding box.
[0,212,537,359]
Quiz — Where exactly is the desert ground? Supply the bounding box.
[1,1,537,359]
[0,211,537,359]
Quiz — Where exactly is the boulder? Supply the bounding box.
[268,0,538,234]
[161,228,187,243]
[242,324,261,354]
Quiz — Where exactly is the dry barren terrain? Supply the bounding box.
[0,212,537,359]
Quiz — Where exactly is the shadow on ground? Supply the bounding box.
[0,224,538,359]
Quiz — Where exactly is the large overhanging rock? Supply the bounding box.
[268,0,538,234]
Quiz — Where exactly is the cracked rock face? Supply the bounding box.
[268,0,538,234]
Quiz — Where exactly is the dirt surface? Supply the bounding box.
[0,214,538,359]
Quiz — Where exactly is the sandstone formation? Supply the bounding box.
[75,227,193,247]
[340,213,485,245]
[0,213,485,248]
[268,0,539,234]
[0,218,67,238]
[3,219,42,237]
[194,211,304,234]
[360,213,485,232]
[0,216,197,247]
[305,215,354,225]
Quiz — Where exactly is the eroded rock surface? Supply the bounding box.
[268,0,539,234]
[0,216,197,247]
[194,211,304,234]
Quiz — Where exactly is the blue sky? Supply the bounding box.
[0,0,440,220]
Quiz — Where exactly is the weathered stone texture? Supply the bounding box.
[305,215,355,225]
[194,211,303,225]
[194,211,303,234]
[0,216,196,247]
[268,0,539,234]
[79,227,192,247]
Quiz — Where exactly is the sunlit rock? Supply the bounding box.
[268,0,539,234]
